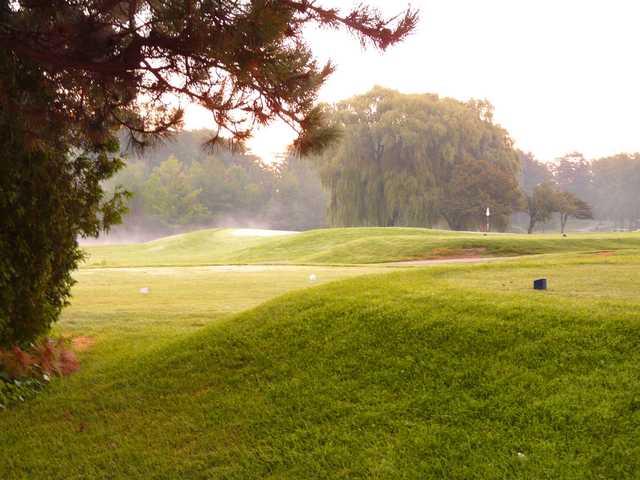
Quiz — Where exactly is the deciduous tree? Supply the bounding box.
[553,152,594,204]
[143,156,209,226]
[526,182,559,234]
[0,1,416,345]
[315,88,521,230]
[519,151,553,195]
[591,154,640,229]
[441,156,523,231]
[556,191,593,234]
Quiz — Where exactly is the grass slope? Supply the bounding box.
[47,265,389,372]
[3,252,640,478]
[83,227,640,267]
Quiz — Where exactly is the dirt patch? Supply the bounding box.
[429,247,488,259]
[72,336,96,352]
[384,256,520,267]
[595,250,616,257]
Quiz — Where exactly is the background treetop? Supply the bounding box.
[0,1,418,151]
[314,87,522,231]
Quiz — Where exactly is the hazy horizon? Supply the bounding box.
[183,0,640,164]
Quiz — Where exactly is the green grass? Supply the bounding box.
[442,250,640,301]
[3,248,640,478]
[83,227,640,267]
[47,265,390,372]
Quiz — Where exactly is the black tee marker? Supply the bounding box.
[533,278,547,290]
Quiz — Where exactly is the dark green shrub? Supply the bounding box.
[0,141,128,346]
[0,49,128,347]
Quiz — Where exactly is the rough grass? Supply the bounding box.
[3,252,640,478]
[83,227,640,267]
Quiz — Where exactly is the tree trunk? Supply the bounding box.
[560,213,568,234]
[527,217,536,234]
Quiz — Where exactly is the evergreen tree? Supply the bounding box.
[0,1,417,150]
[0,2,415,345]
[0,48,127,347]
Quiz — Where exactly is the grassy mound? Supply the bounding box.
[83,227,640,267]
[3,253,640,478]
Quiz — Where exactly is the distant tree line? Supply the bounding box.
[312,88,638,233]
[520,151,640,232]
[112,93,640,236]
[107,130,326,236]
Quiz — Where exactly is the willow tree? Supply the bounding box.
[315,88,521,230]
[591,154,640,228]
[0,2,416,346]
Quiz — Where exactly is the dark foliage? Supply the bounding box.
[0,1,417,152]
[0,140,127,346]
[0,1,415,345]
[0,47,127,346]
[440,156,523,232]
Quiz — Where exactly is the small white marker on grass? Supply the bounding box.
[139,287,150,294]
[308,274,317,283]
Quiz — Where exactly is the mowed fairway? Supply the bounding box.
[84,227,640,267]
[57,264,392,372]
[3,228,640,479]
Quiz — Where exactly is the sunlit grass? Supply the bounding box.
[439,250,640,302]
[3,242,640,478]
[83,227,640,267]
[58,264,390,372]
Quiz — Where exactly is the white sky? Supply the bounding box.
[184,0,640,163]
